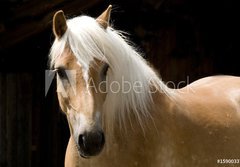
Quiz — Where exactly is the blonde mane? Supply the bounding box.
[49,15,173,132]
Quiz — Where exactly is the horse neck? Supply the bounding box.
[104,56,174,138]
[105,88,175,150]
[100,30,177,137]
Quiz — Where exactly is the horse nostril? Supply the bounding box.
[78,131,105,157]
[99,132,105,146]
[78,134,86,149]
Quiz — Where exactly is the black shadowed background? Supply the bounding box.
[0,0,239,166]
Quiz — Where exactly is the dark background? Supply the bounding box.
[0,0,239,166]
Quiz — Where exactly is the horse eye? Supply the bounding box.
[101,64,109,77]
[56,68,67,79]
[101,64,109,80]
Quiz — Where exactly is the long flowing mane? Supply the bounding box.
[49,15,173,132]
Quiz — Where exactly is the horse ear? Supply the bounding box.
[53,10,67,39]
[96,5,112,29]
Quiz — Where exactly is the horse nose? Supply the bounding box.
[78,130,105,157]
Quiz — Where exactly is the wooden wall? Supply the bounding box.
[0,72,69,167]
[0,73,32,166]
[0,74,7,167]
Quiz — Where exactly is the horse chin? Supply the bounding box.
[78,149,102,159]
[77,145,100,159]
[80,153,91,159]
[73,142,90,159]
[78,150,102,159]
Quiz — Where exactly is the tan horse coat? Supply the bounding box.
[65,75,240,167]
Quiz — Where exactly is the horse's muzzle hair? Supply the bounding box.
[78,130,105,158]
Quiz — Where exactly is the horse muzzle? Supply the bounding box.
[78,130,105,158]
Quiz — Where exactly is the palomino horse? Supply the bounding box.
[49,5,240,167]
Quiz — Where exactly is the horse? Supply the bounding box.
[49,5,240,167]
